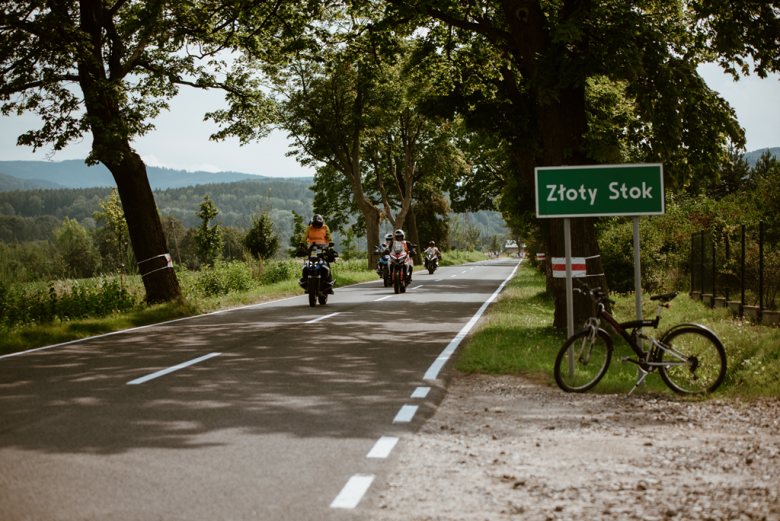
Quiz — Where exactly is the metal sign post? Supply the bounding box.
[564,218,574,376]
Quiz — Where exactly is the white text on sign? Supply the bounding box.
[546,182,654,205]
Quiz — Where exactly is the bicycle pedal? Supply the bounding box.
[621,356,630,364]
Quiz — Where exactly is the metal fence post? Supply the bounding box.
[712,239,716,308]
[741,224,745,316]
[759,220,764,316]
[700,231,705,294]
[725,233,730,301]
[690,233,695,292]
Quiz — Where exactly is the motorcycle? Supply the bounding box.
[298,242,335,307]
[374,245,391,287]
[425,252,439,274]
[388,241,413,294]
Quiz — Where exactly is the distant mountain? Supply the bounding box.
[0,172,65,192]
[744,147,780,166]
[0,159,312,190]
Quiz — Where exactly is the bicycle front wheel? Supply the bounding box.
[658,327,727,394]
[554,329,613,393]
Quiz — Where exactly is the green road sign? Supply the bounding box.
[535,164,664,218]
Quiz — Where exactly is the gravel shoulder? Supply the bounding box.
[371,372,780,521]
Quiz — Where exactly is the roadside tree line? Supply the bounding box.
[4,1,780,328]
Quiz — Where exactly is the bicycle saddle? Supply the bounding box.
[650,291,680,302]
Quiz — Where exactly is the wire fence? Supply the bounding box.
[690,221,780,323]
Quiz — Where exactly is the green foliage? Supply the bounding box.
[221,226,245,262]
[242,207,280,260]
[340,227,357,261]
[194,261,254,298]
[260,259,299,285]
[55,218,101,278]
[288,211,307,258]
[0,277,136,328]
[193,195,223,264]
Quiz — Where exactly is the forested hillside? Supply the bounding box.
[0,177,507,247]
[0,160,303,189]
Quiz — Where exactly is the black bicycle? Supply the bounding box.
[553,280,727,395]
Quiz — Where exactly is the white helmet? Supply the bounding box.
[385,233,393,242]
[394,229,405,240]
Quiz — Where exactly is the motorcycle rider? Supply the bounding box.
[391,229,416,281]
[298,214,335,294]
[376,232,394,275]
[424,241,441,269]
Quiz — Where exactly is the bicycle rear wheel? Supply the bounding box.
[554,329,613,392]
[658,327,726,394]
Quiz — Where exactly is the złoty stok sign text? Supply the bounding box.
[535,164,664,218]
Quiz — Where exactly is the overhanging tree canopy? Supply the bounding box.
[0,0,320,302]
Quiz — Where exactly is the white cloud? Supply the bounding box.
[141,155,167,168]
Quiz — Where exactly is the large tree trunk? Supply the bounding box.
[404,205,423,266]
[77,0,180,304]
[105,149,182,303]
[499,1,609,329]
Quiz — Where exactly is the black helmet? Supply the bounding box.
[312,214,324,228]
[429,241,435,246]
[394,229,405,240]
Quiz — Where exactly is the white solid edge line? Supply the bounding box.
[367,436,399,458]
[374,295,394,301]
[0,293,305,361]
[305,312,341,324]
[127,352,221,385]
[411,386,431,398]
[393,405,418,423]
[423,260,522,381]
[330,474,375,509]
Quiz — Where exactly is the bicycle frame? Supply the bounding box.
[587,301,693,372]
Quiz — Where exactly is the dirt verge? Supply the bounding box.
[371,372,780,521]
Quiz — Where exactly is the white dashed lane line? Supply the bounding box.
[305,312,341,324]
[367,436,399,458]
[461,270,467,273]
[330,475,375,509]
[374,295,393,301]
[127,353,221,385]
[393,405,418,423]
[434,279,443,282]
[450,275,457,278]
[411,386,430,398]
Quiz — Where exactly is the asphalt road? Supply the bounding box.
[0,258,520,521]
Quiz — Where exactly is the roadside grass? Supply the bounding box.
[1,252,484,357]
[456,262,780,398]
[439,250,486,266]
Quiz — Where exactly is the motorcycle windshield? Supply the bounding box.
[392,243,404,254]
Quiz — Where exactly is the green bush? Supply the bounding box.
[195,260,254,297]
[0,277,136,327]
[260,259,299,285]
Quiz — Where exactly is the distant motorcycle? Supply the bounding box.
[374,246,391,287]
[425,252,439,274]
[388,242,413,294]
[298,242,335,307]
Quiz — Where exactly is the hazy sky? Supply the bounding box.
[1,65,778,178]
